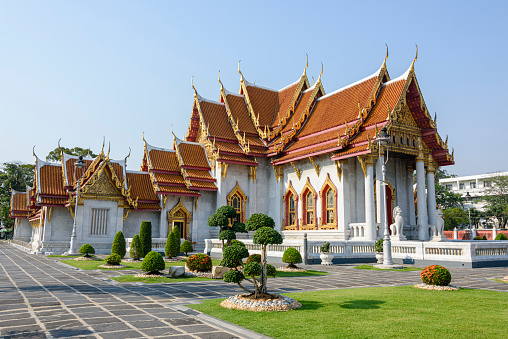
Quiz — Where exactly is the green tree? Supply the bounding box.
[483,175,508,228]
[435,169,463,209]
[0,162,35,227]
[443,207,469,231]
[129,234,142,260]
[111,231,126,258]
[172,225,181,252]
[207,205,246,249]
[46,147,97,162]
[139,221,152,257]
[165,231,179,258]
[180,240,193,256]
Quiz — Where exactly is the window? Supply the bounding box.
[470,182,476,189]
[459,183,465,190]
[306,192,314,224]
[227,182,247,223]
[326,189,335,223]
[231,193,241,223]
[445,184,452,190]
[289,194,296,226]
[484,181,491,188]
[90,208,108,235]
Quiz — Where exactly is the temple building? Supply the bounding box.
[10,50,454,254]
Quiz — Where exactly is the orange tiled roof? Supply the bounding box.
[157,185,199,195]
[184,169,214,180]
[148,149,180,172]
[199,99,237,141]
[64,157,93,187]
[218,154,258,165]
[225,93,258,134]
[39,197,67,206]
[126,172,159,202]
[11,192,28,211]
[136,202,161,210]
[214,141,244,154]
[177,142,210,169]
[152,173,185,185]
[39,164,67,196]
[244,83,278,128]
[189,180,217,190]
[281,88,314,134]
[363,79,405,126]
[272,82,301,128]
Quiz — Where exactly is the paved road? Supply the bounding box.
[1,243,507,338]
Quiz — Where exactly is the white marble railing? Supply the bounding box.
[125,238,168,253]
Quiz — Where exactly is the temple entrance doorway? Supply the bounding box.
[167,199,192,240]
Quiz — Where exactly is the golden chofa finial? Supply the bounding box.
[315,62,323,84]
[142,131,146,143]
[410,44,418,71]
[101,137,105,155]
[218,70,223,90]
[32,145,37,157]
[303,53,308,76]
[434,112,437,126]
[381,43,389,69]
[106,142,111,159]
[57,138,62,151]
[124,147,131,164]
[191,76,198,99]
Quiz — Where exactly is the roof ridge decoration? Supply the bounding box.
[336,47,392,149]
[274,63,326,153]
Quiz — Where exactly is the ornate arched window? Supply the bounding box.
[320,173,337,230]
[227,182,247,223]
[300,178,317,230]
[167,199,192,240]
[284,181,298,230]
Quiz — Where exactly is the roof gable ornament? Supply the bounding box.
[410,44,418,73]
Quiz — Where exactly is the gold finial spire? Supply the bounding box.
[106,142,111,159]
[58,138,62,151]
[32,145,37,157]
[238,60,244,82]
[125,147,131,164]
[315,62,323,84]
[142,131,146,147]
[375,122,379,137]
[100,137,105,155]
[218,70,223,91]
[303,54,308,76]
[382,43,389,69]
[191,76,198,99]
[410,44,418,72]
[434,112,437,126]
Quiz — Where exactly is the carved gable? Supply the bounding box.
[85,168,122,198]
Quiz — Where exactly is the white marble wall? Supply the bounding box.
[123,210,160,238]
[13,218,32,242]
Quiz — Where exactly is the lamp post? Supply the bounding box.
[465,191,472,240]
[376,126,395,266]
[66,156,86,255]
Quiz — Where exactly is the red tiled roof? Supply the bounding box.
[185,169,214,180]
[178,142,210,169]
[39,165,66,196]
[152,173,185,185]
[273,82,301,128]
[244,84,278,128]
[149,149,180,172]
[189,180,217,190]
[199,100,237,141]
[136,202,161,210]
[11,192,28,211]
[218,154,258,165]
[157,185,200,195]
[226,93,258,134]
[126,172,158,202]
[363,80,405,126]
[39,197,67,206]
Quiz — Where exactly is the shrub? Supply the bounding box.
[231,239,245,247]
[139,221,152,257]
[223,269,244,284]
[187,253,213,272]
[495,233,508,240]
[129,234,142,260]
[220,246,249,268]
[282,247,302,268]
[473,236,485,240]
[483,235,487,240]
[253,227,283,246]
[216,205,237,219]
[266,264,277,278]
[180,240,193,256]
[245,213,275,231]
[111,231,126,258]
[79,244,95,257]
[233,222,247,233]
[375,238,384,253]
[246,254,261,264]
[207,213,228,228]
[320,241,330,253]
[172,225,181,252]
[106,254,121,265]
[219,230,236,241]
[420,265,452,286]
[165,231,179,258]
[243,261,261,277]
[140,251,165,274]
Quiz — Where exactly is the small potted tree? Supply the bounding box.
[319,241,334,265]
[375,238,384,264]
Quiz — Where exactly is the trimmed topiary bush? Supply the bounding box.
[221,245,249,268]
[165,231,179,258]
[245,213,275,231]
[421,265,452,286]
[219,230,236,241]
[129,234,142,260]
[246,254,261,264]
[180,240,193,256]
[106,254,121,265]
[282,247,302,268]
[231,239,245,247]
[375,238,384,253]
[266,264,277,278]
[79,244,95,257]
[141,251,165,274]
[474,235,486,240]
[139,221,152,257]
[495,233,508,240]
[111,231,126,258]
[187,253,213,272]
[172,225,181,253]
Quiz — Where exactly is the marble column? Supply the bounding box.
[426,159,437,228]
[274,165,284,232]
[407,165,416,226]
[364,157,376,240]
[416,152,428,240]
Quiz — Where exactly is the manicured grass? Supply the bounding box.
[354,264,421,272]
[272,270,328,277]
[187,286,508,338]
[110,275,211,284]
[61,258,221,270]
[47,255,82,258]
[492,278,508,284]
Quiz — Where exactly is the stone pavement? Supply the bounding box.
[1,243,507,338]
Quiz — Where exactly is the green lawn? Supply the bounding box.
[61,258,221,270]
[110,275,211,283]
[353,264,422,272]
[47,255,87,258]
[187,286,508,338]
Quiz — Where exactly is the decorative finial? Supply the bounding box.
[124,147,131,163]
[434,112,437,126]
[58,138,62,150]
[106,142,111,158]
[410,44,418,71]
[142,131,146,143]
[101,137,105,154]
[303,54,308,76]
[218,70,223,88]
[32,145,37,157]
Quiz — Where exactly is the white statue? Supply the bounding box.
[390,206,406,241]
[430,208,446,241]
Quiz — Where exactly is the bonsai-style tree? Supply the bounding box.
[180,240,193,256]
[79,244,95,257]
[139,221,152,257]
[282,247,302,269]
[129,234,142,260]
[165,231,179,258]
[245,213,282,294]
[320,241,330,253]
[111,231,126,258]
[141,251,165,275]
[172,225,181,252]
[207,205,247,248]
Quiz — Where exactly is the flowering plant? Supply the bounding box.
[187,253,212,272]
[420,265,451,286]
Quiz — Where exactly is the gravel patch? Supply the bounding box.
[276,267,306,272]
[74,257,100,261]
[134,273,168,278]
[98,264,127,269]
[414,283,460,291]
[220,294,302,312]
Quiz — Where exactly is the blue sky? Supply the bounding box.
[1,1,506,176]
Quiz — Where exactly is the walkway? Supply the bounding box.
[0,243,507,338]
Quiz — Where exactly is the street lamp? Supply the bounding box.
[376,126,395,266]
[465,191,473,239]
[66,156,86,255]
